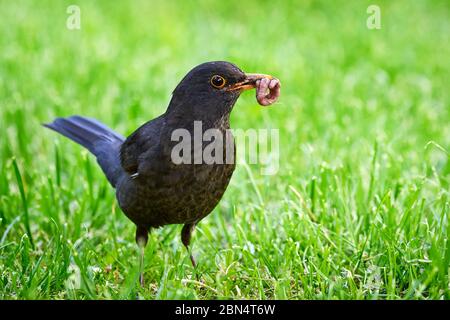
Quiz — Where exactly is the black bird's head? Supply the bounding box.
[166,61,275,126]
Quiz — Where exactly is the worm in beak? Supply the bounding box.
[229,73,281,106]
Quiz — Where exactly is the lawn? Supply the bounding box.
[0,0,449,299]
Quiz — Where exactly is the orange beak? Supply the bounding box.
[228,73,274,91]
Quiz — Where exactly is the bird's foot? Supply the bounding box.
[139,272,145,288]
[190,254,197,269]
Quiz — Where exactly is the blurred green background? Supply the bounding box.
[0,0,449,299]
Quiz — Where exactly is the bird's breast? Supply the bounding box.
[117,159,236,228]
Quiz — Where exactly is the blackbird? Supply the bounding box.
[44,61,280,284]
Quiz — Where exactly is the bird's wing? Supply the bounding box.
[120,115,165,175]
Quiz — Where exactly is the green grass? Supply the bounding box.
[0,0,449,299]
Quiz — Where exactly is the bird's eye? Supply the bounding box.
[210,75,226,89]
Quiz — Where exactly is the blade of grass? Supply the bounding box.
[12,158,34,249]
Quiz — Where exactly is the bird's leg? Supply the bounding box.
[181,223,197,268]
[135,226,149,287]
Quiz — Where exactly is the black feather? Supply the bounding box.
[43,116,125,187]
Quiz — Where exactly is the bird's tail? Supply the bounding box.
[43,115,125,187]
